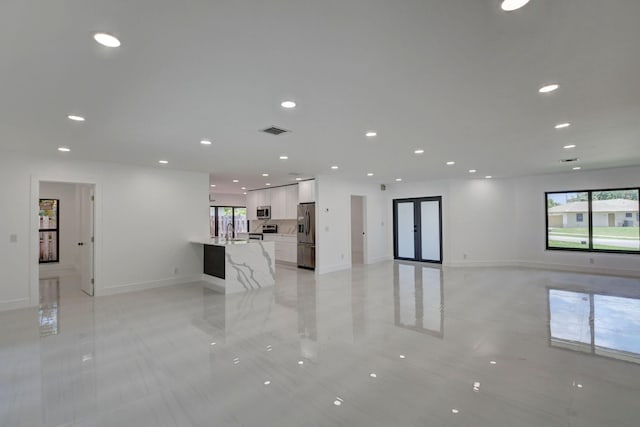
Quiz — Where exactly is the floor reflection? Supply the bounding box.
[393,262,444,338]
[548,288,640,363]
[39,277,60,337]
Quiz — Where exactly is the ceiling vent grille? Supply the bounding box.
[560,158,579,163]
[262,126,289,136]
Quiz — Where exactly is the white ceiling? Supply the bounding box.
[1,0,639,194]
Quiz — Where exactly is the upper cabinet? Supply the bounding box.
[298,180,315,204]
[246,191,259,221]
[285,185,298,218]
[270,186,287,219]
[250,185,298,220]
[271,185,298,220]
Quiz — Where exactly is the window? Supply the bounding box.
[210,206,248,237]
[546,188,639,253]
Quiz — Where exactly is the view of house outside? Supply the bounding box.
[547,189,639,252]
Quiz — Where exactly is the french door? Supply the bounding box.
[393,196,442,263]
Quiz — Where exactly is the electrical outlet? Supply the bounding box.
[9,234,17,243]
[589,258,594,265]
[463,253,467,259]
[174,267,179,275]
[341,254,344,259]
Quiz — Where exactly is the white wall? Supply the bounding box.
[514,166,640,276]
[0,151,209,311]
[316,175,389,274]
[383,166,640,276]
[210,192,246,206]
[39,181,80,272]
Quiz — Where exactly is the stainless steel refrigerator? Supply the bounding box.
[297,203,316,269]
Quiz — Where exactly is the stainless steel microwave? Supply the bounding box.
[257,206,271,219]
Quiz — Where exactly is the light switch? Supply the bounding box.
[9,234,17,243]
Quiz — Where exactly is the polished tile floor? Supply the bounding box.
[2,262,640,426]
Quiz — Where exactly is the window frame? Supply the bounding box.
[545,187,639,255]
[210,205,248,237]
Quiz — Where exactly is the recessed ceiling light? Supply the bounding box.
[365,131,377,137]
[563,144,577,149]
[367,172,374,176]
[485,175,492,179]
[266,183,271,186]
[451,409,460,414]
[262,173,269,177]
[295,177,302,181]
[395,178,402,182]
[67,115,85,122]
[93,32,121,48]
[469,169,477,173]
[500,0,531,12]
[232,179,239,183]
[158,160,168,164]
[555,123,571,129]
[280,155,288,160]
[210,184,216,187]
[281,100,296,109]
[414,149,424,154]
[446,161,456,165]
[331,165,339,170]
[241,187,246,190]
[57,147,71,152]
[243,192,247,195]
[200,139,212,145]
[539,84,559,93]
[572,166,581,170]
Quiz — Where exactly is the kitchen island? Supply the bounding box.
[190,238,275,294]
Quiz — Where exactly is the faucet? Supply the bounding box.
[225,222,234,241]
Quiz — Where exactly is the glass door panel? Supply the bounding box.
[396,202,416,259]
[420,200,441,262]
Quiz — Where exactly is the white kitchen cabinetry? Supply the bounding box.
[257,188,271,206]
[285,185,298,218]
[263,234,297,263]
[270,186,287,220]
[266,185,298,220]
[298,180,315,203]
[246,191,259,221]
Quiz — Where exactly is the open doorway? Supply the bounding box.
[38,181,95,300]
[350,195,366,265]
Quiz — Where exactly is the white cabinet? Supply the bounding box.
[246,191,259,221]
[257,188,271,206]
[263,234,297,263]
[249,185,298,220]
[285,185,298,219]
[270,186,287,220]
[298,180,315,203]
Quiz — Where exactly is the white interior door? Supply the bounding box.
[79,185,95,296]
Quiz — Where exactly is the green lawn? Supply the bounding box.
[548,240,638,251]
[549,227,639,238]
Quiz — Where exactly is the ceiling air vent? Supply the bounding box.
[560,158,579,163]
[262,126,289,136]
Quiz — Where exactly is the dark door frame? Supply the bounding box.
[392,196,443,264]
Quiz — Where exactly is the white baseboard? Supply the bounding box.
[317,263,352,275]
[367,255,393,264]
[0,297,31,312]
[98,275,202,296]
[443,259,640,278]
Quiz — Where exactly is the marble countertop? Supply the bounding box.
[190,238,255,246]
